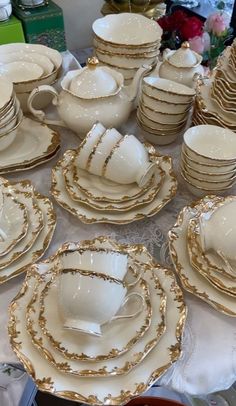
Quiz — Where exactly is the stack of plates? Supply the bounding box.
[8,236,186,405]
[0,177,56,285]
[0,43,62,112]
[169,195,236,317]
[92,13,162,83]
[181,125,236,197]
[51,126,177,225]
[137,77,195,145]
[192,46,236,132]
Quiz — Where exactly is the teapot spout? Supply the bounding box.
[124,64,152,103]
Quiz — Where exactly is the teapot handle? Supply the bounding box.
[27,85,67,128]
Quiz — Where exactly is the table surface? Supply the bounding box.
[0,51,236,398]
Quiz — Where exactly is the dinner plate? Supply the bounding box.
[0,192,28,256]
[0,117,60,171]
[187,196,236,296]
[0,181,43,269]
[169,195,236,316]
[0,180,56,285]
[51,150,177,224]
[64,152,164,212]
[9,237,185,405]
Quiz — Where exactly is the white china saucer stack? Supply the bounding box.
[0,177,56,285]
[192,40,236,132]
[181,125,236,197]
[137,77,195,145]
[51,122,177,224]
[8,236,186,404]
[169,195,236,317]
[92,13,162,83]
[0,43,62,112]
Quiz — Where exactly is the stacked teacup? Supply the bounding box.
[181,124,236,196]
[58,247,144,337]
[137,77,195,145]
[0,78,23,151]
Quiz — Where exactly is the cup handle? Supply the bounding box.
[125,262,143,289]
[111,292,145,322]
[217,249,236,277]
[27,85,67,128]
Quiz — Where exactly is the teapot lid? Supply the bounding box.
[69,57,118,98]
[167,42,200,68]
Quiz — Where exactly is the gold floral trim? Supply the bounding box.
[95,46,159,59]
[101,135,128,178]
[85,129,109,171]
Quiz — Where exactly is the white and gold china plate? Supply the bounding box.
[0,181,43,269]
[51,150,177,224]
[0,180,56,285]
[9,236,185,405]
[0,117,60,173]
[64,151,164,212]
[169,195,236,316]
[187,196,236,297]
[0,192,28,256]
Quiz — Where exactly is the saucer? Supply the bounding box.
[187,196,236,296]
[0,181,43,269]
[9,236,185,404]
[64,151,164,212]
[0,192,28,256]
[169,195,236,316]
[0,180,56,285]
[0,117,60,173]
[51,150,177,224]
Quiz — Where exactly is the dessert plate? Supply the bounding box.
[0,192,28,256]
[0,182,43,269]
[27,273,164,377]
[187,197,236,296]
[0,117,60,172]
[0,181,56,285]
[9,237,185,405]
[169,195,236,316]
[64,152,164,212]
[51,150,177,224]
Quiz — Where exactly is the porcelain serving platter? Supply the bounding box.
[9,236,186,405]
[0,180,56,285]
[51,150,177,224]
[0,192,28,256]
[169,195,236,316]
[0,117,60,172]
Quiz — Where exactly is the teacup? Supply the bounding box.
[57,247,142,287]
[199,199,236,275]
[58,269,144,336]
[75,122,106,168]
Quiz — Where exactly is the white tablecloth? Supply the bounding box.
[0,51,236,398]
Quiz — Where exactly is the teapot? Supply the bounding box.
[159,42,204,88]
[27,57,151,137]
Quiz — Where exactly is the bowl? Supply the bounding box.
[181,170,232,197]
[95,49,158,69]
[0,100,21,134]
[0,51,54,76]
[0,110,23,151]
[92,13,162,47]
[0,61,43,83]
[181,155,236,181]
[140,99,188,124]
[137,117,179,145]
[143,77,195,104]
[141,91,191,115]
[183,125,236,164]
[94,36,160,55]
[182,166,235,189]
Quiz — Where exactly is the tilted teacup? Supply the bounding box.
[58,269,144,337]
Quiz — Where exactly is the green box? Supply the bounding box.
[0,15,25,45]
[12,0,66,52]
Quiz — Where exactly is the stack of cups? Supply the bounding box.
[0,0,12,21]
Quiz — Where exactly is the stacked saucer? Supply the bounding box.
[137,77,195,145]
[51,122,177,224]
[0,177,56,285]
[8,236,186,405]
[0,43,62,112]
[93,13,162,83]
[0,78,23,151]
[192,44,236,132]
[169,195,236,316]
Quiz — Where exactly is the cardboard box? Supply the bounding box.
[12,0,66,51]
[0,15,25,45]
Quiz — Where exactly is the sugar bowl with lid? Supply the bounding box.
[27,57,151,137]
[159,42,204,88]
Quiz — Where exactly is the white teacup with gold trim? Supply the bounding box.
[58,269,145,337]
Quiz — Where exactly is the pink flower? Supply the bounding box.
[205,11,231,36]
[189,35,205,54]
